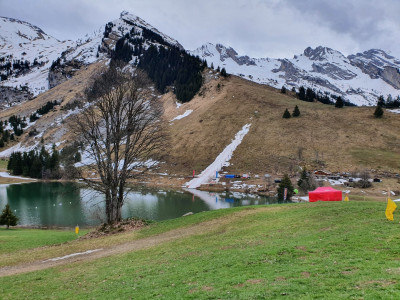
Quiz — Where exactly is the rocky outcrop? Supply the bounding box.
[48,60,83,89]
[215,44,256,66]
[380,66,400,89]
[0,86,33,109]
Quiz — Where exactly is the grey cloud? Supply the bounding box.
[0,0,399,59]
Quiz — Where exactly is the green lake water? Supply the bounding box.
[0,182,278,227]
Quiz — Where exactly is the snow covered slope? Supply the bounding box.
[190,43,400,106]
[0,11,182,100]
[2,12,399,107]
[0,16,74,96]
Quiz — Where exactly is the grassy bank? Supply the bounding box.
[0,227,86,254]
[1,201,400,299]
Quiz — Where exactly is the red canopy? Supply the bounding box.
[308,187,342,202]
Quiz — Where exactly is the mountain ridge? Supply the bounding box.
[2,13,400,107]
[190,43,400,106]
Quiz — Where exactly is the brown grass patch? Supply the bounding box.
[274,276,286,282]
[357,280,397,288]
[301,272,311,278]
[246,279,263,284]
[296,246,307,251]
[386,267,400,274]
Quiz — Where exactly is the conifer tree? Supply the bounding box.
[374,105,384,118]
[292,105,300,117]
[220,67,228,77]
[297,168,316,193]
[277,174,294,201]
[377,95,385,107]
[298,86,306,100]
[335,96,344,108]
[281,86,286,94]
[282,108,291,118]
[0,204,18,229]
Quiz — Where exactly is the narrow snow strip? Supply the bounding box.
[388,109,400,114]
[185,123,251,189]
[170,110,193,122]
[43,249,103,262]
[0,172,35,180]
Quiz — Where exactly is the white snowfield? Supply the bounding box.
[170,109,193,122]
[185,123,251,189]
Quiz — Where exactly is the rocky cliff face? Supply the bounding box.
[0,86,33,109]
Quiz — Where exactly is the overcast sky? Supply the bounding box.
[1,0,399,59]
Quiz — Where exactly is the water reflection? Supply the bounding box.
[0,182,278,227]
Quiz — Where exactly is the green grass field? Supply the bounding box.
[0,228,86,254]
[1,201,400,299]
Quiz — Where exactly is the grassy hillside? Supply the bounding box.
[1,201,400,299]
[1,66,400,178]
[164,74,400,176]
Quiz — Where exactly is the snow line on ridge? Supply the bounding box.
[185,123,251,189]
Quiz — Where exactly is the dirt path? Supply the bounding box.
[0,207,269,278]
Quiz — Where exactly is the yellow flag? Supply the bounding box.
[385,198,397,221]
[344,195,349,201]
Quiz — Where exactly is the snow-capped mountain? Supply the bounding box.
[2,12,400,107]
[0,11,182,105]
[190,43,400,105]
[0,16,74,98]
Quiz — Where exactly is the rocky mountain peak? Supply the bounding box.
[117,11,183,50]
[191,43,255,66]
[303,46,344,61]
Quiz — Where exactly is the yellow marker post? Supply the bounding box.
[75,225,79,234]
[344,194,349,201]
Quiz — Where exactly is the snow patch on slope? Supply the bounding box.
[185,124,251,189]
[170,110,193,122]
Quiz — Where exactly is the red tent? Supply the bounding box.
[308,187,342,202]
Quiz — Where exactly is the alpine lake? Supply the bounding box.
[0,182,279,227]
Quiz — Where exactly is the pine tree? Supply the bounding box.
[277,174,294,201]
[374,105,384,118]
[298,86,306,100]
[282,108,291,118]
[335,96,344,108]
[281,86,286,94]
[292,105,300,117]
[377,95,385,107]
[220,67,228,77]
[0,204,18,229]
[297,168,316,193]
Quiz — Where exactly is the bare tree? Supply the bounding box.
[71,66,166,224]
